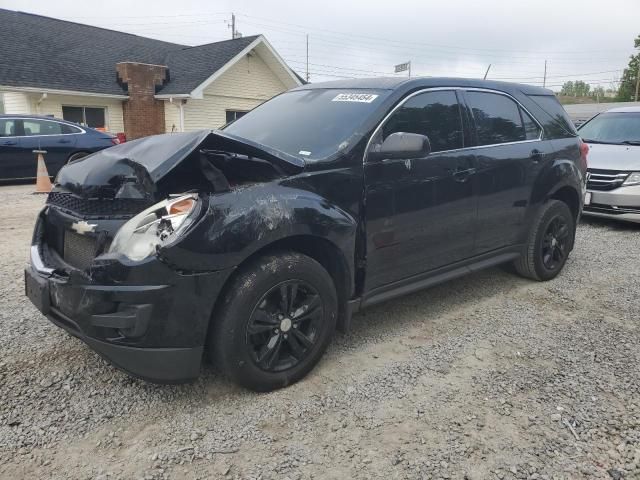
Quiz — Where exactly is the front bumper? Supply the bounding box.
[25,242,234,384]
[583,185,640,223]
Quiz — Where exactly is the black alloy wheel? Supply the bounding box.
[208,251,337,391]
[514,199,575,281]
[247,280,323,372]
[540,216,570,270]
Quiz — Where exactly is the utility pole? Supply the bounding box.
[543,60,547,88]
[636,53,640,102]
[232,13,236,39]
[306,34,309,82]
[483,64,491,80]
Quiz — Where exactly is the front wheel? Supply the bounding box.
[207,252,337,392]
[514,200,575,281]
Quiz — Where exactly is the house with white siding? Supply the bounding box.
[0,9,302,140]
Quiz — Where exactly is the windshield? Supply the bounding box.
[578,112,640,144]
[223,89,390,161]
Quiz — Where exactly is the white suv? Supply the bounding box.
[578,106,640,223]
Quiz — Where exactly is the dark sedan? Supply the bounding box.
[0,115,118,180]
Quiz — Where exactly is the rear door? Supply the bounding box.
[19,119,78,176]
[364,89,477,290]
[461,90,546,254]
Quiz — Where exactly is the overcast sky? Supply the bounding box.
[1,0,638,91]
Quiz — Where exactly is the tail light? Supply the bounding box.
[110,137,120,145]
[116,132,127,144]
[579,139,589,172]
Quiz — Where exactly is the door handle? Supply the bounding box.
[57,139,71,144]
[530,149,546,162]
[2,140,17,146]
[452,167,476,182]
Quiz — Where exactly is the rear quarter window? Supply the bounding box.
[527,95,577,138]
[61,123,82,134]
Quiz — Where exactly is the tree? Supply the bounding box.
[617,35,640,102]
[560,80,592,97]
[560,81,575,96]
[592,86,605,99]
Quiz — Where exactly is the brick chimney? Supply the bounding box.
[116,62,168,140]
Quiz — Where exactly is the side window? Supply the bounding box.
[23,120,63,136]
[527,94,577,138]
[466,91,526,145]
[381,90,463,153]
[0,119,16,137]
[522,109,542,140]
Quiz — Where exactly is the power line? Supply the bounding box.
[242,24,629,67]
[234,12,632,56]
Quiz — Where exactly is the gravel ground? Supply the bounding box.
[0,183,639,480]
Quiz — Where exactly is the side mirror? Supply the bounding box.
[369,132,431,162]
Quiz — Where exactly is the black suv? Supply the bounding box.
[25,78,587,391]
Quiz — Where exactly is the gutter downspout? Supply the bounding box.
[169,97,185,132]
[178,99,185,133]
[36,93,47,114]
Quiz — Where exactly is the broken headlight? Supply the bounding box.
[109,194,199,261]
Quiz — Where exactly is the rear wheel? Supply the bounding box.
[514,200,575,281]
[208,252,337,391]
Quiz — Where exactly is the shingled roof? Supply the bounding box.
[0,9,297,96]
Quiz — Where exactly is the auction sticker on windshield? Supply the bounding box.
[332,93,379,103]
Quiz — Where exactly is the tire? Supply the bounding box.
[207,251,338,392]
[67,152,90,164]
[514,200,575,281]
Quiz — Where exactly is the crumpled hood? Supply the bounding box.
[55,130,305,199]
[586,143,640,171]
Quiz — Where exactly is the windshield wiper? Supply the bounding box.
[581,139,624,145]
[621,140,640,146]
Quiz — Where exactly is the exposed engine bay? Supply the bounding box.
[41,130,305,272]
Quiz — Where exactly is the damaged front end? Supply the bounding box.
[25,130,304,383]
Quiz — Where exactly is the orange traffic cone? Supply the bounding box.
[34,150,52,194]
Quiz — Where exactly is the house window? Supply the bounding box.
[225,110,248,124]
[62,106,107,130]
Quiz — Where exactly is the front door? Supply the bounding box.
[0,118,32,180]
[364,90,477,291]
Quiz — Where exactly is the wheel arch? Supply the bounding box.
[548,184,581,222]
[208,234,353,340]
[67,150,91,163]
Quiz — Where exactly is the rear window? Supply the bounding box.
[527,95,577,138]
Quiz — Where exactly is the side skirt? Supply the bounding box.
[341,246,523,330]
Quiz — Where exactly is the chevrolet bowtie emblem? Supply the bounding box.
[70,220,97,235]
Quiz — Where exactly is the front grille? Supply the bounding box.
[587,169,629,191]
[63,230,99,270]
[47,192,151,218]
[584,203,640,215]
